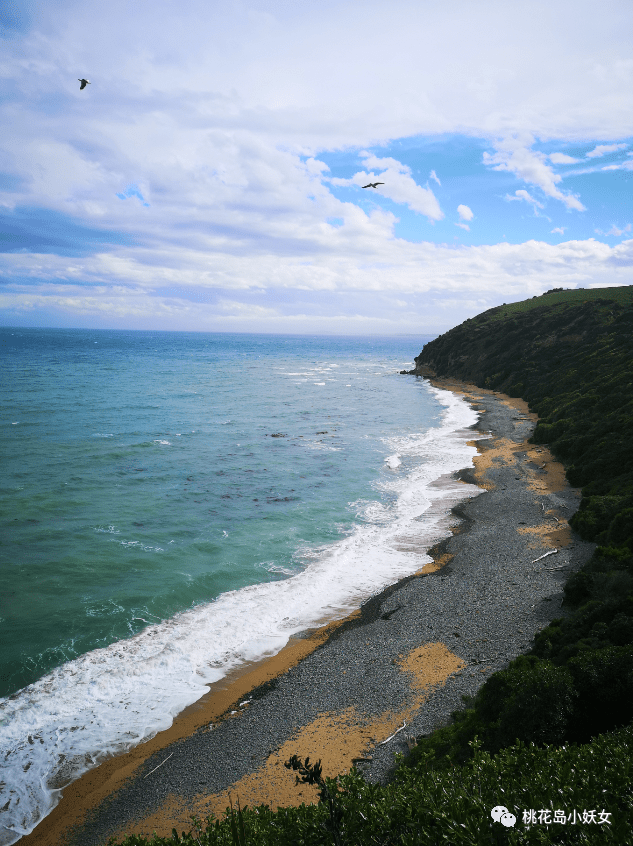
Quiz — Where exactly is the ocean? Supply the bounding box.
[0,328,481,843]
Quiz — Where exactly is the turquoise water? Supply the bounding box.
[0,328,484,843]
[1,328,440,697]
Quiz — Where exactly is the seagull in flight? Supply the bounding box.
[362,182,384,189]
[78,79,91,90]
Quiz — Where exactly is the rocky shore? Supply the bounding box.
[20,379,596,846]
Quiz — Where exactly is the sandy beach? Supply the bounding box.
[19,379,596,846]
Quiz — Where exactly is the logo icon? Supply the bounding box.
[491,805,517,827]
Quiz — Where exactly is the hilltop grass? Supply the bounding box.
[106,287,633,846]
[470,286,633,324]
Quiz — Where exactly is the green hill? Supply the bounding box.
[401,286,633,767]
[412,285,633,562]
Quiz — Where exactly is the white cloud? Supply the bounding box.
[455,222,470,231]
[595,224,632,237]
[2,0,633,333]
[551,227,566,235]
[514,189,543,207]
[4,0,633,153]
[505,189,545,213]
[586,143,628,158]
[3,237,633,333]
[549,152,579,164]
[457,204,474,221]
[485,137,586,211]
[339,152,443,221]
[602,159,633,171]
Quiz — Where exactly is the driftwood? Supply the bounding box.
[143,751,174,778]
[532,549,558,563]
[379,721,407,745]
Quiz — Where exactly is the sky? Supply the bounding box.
[1,0,633,335]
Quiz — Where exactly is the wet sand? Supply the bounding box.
[18,378,595,846]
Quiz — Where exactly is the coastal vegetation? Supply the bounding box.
[402,285,633,769]
[109,286,633,844]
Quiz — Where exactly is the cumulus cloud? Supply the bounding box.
[455,204,473,230]
[3,236,633,332]
[551,226,566,235]
[2,0,633,333]
[549,152,579,164]
[586,143,628,158]
[340,152,443,221]
[485,137,586,211]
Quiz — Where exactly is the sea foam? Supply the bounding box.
[0,387,483,845]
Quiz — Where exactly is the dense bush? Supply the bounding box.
[567,645,633,740]
[569,496,626,542]
[477,656,577,750]
[402,641,633,774]
[607,507,633,548]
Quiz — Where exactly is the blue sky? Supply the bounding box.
[320,137,633,245]
[1,0,633,334]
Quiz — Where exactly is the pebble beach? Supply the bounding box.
[19,379,596,846]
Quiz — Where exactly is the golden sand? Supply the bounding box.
[107,643,466,840]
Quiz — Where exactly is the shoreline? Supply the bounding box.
[18,378,595,845]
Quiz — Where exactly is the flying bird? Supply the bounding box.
[78,79,91,90]
[362,182,384,189]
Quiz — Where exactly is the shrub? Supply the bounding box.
[607,507,633,549]
[567,646,633,741]
[475,656,577,751]
[607,612,633,646]
[564,569,594,606]
[569,495,625,542]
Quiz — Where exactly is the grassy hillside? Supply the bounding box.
[402,287,633,770]
[107,287,633,845]
[413,284,633,575]
[465,285,633,323]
